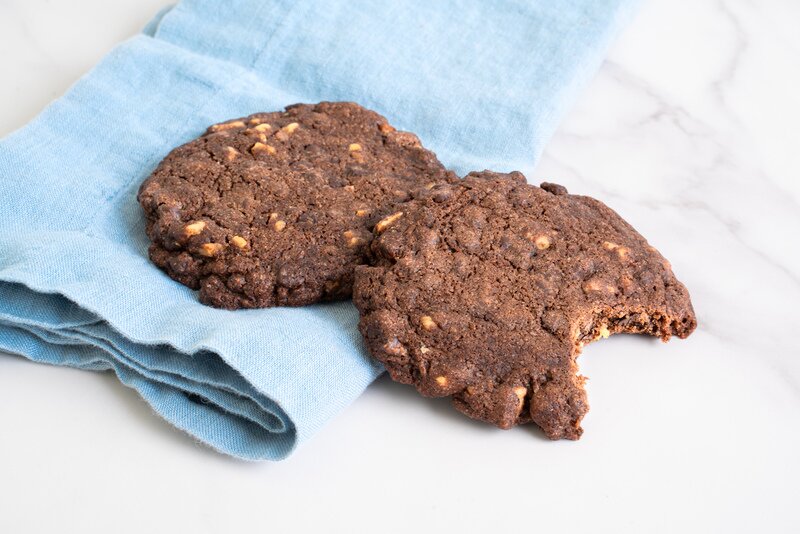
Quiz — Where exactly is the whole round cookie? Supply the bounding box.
[138,102,456,308]
[353,171,696,439]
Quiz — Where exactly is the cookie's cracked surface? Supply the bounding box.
[353,171,696,439]
[138,102,456,309]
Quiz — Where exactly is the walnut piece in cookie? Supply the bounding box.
[138,102,457,309]
[353,171,696,440]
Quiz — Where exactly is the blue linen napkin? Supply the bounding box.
[0,0,639,460]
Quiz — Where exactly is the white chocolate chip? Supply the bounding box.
[343,230,363,247]
[183,221,206,237]
[245,130,267,143]
[420,315,437,330]
[199,243,224,257]
[230,235,248,249]
[210,120,245,132]
[349,143,365,162]
[223,146,240,161]
[383,338,407,356]
[583,278,617,294]
[251,142,276,155]
[282,122,299,134]
[513,386,527,415]
[534,235,551,250]
[375,211,404,233]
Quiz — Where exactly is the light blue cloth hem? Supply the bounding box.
[0,0,639,460]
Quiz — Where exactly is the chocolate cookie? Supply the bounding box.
[353,171,696,439]
[138,102,456,308]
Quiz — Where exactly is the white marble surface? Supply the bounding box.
[1,1,798,532]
